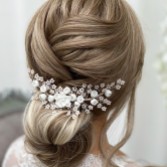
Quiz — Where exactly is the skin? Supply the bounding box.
[89,113,125,157]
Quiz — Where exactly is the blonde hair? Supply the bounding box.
[24,0,145,166]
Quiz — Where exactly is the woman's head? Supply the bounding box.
[24,0,145,166]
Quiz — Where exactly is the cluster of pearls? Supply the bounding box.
[28,68,125,120]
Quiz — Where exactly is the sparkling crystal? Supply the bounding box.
[63,87,71,94]
[77,95,85,103]
[104,89,112,97]
[102,106,107,111]
[115,85,121,90]
[106,100,112,105]
[85,109,90,114]
[95,85,99,89]
[88,105,93,110]
[97,103,102,108]
[90,90,98,98]
[117,79,122,84]
[100,83,105,88]
[45,104,50,109]
[82,83,87,88]
[79,88,84,93]
[121,80,125,85]
[57,86,63,92]
[82,103,87,109]
[77,90,81,94]
[39,93,47,101]
[72,87,77,92]
[46,80,51,86]
[71,94,77,101]
[50,78,55,83]
[91,99,98,106]
[34,74,39,80]
[103,98,108,104]
[87,84,92,89]
[99,96,104,101]
[52,84,57,89]
[106,84,111,89]
[49,89,55,94]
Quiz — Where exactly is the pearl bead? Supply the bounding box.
[48,95,55,102]
[39,93,47,101]
[90,90,98,98]
[90,99,98,106]
[63,87,71,94]
[105,89,112,97]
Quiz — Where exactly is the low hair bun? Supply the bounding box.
[24,100,93,166]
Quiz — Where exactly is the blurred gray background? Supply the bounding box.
[0,0,167,166]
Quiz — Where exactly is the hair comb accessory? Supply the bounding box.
[28,68,125,120]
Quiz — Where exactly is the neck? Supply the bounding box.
[89,114,111,156]
[88,114,126,158]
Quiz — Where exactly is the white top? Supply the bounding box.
[2,135,150,167]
